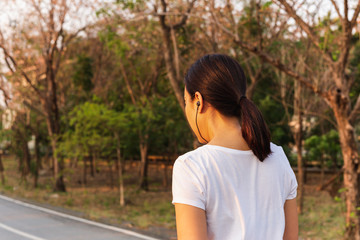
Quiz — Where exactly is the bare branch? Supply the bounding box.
[350,0,360,28]
[234,38,328,99]
[262,85,337,128]
[159,0,169,30]
[0,86,11,106]
[63,25,88,46]
[50,22,64,61]
[304,110,337,128]
[209,11,326,99]
[158,0,196,30]
[275,0,334,63]
[173,0,196,29]
[344,0,349,21]
[225,0,236,27]
[119,60,137,106]
[0,45,43,99]
[23,100,46,117]
[52,24,89,78]
[170,26,180,80]
[330,0,343,20]
[209,6,239,41]
[54,32,65,78]
[49,1,67,61]
[145,52,163,95]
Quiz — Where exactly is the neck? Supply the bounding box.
[207,111,250,151]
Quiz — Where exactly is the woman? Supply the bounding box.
[172,54,298,240]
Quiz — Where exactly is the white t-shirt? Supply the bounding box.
[172,143,297,240]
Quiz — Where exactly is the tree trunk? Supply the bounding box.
[20,137,31,183]
[55,157,66,192]
[246,82,258,101]
[45,147,52,170]
[333,107,360,239]
[90,154,95,177]
[24,139,31,176]
[160,24,185,113]
[49,136,66,191]
[45,103,66,192]
[83,157,87,185]
[320,155,325,187]
[71,157,78,169]
[293,80,304,214]
[162,162,168,189]
[34,134,41,188]
[108,160,114,189]
[139,142,149,191]
[48,129,58,174]
[115,133,125,206]
[0,154,5,185]
[304,157,308,184]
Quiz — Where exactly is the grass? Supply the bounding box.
[298,172,346,239]
[0,155,347,239]
[299,194,345,239]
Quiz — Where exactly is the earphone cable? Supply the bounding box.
[196,105,208,144]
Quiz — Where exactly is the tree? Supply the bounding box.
[156,0,196,112]
[100,19,165,190]
[59,101,129,205]
[209,0,360,236]
[0,0,100,191]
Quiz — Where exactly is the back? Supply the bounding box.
[172,143,297,240]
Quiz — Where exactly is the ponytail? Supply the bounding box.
[239,97,271,162]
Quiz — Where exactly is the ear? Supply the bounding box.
[194,91,205,113]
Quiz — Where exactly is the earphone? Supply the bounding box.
[195,101,208,143]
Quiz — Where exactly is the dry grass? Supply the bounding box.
[298,172,346,239]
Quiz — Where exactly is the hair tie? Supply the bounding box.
[237,95,247,106]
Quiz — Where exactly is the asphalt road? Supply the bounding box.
[0,194,159,240]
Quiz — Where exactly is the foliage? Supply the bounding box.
[72,54,94,94]
[147,95,193,155]
[304,130,343,168]
[58,102,127,160]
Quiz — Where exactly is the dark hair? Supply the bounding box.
[184,54,271,162]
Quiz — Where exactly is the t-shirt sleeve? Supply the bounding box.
[286,169,298,200]
[277,144,298,200]
[172,157,206,210]
[283,152,298,200]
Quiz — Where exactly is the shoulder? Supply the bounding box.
[269,142,289,162]
[269,142,284,154]
[267,142,293,170]
[178,145,210,160]
[269,143,297,180]
[174,146,208,168]
[173,146,212,177]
